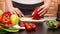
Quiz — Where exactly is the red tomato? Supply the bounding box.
[32,24,36,29]
[0,26,3,28]
[26,25,32,31]
[57,22,60,29]
[20,23,25,27]
[58,23,60,26]
[1,11,12,25]
[25,23,29,26]
[32,6,41,20]
[25,23,29,29]
[29,23,33,26]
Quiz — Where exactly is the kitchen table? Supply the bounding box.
[5,22,60,34]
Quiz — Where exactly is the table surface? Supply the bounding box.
[6,22,60,34]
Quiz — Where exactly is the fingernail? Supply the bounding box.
[21,14,24,16]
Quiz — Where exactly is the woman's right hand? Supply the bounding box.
[8,7,24,17]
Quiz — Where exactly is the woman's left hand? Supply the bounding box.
[38,3,50,16]
[32,3,50,16]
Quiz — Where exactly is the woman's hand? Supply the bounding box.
[5,0,24,17]
[37,3,49,16]
[37,0,51,16]
[8,7,24,17]
[32,2,51,17]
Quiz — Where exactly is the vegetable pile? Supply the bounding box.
[0,10,37,33]
[20,22,37,31]
[46,20,58,28]
[0,10,23,33]
[46,20,60,29]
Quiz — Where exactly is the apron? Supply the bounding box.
[12,1,44,17]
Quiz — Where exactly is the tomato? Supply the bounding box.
[20,23,25,27]
[1,11,12,25]
[0,26,3,28]
[57,22,60,29]
[25,23,32,31]
[26,25,32,31]
[32,24,36,29]
[29,23,33,27]
[25,23,29,29]
[58,22,60,25]
[25,23,29,26]
[32,6,41,20]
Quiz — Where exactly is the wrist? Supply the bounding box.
[44,1,51,7]
[44,1,51,5]
[8,6,14,8]
[7,6,14,9]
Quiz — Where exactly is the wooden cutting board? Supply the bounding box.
[20,17,45,22]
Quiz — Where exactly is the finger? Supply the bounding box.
[15,8,24,17]
[8,10,16,14]
[32,12,34,15]
[17,8,24,17]
[14,8,22,17]
[39,9,48,16]
[16,8,24,17]
[37,5,44,11]
[9,11,13,14]
[13,11,17,15]
[8,9,13,14]
[32,6,42,15]
[38,7,47,15]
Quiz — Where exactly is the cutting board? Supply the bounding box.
[20,17,45,22]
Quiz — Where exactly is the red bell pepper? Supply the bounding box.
[32,6,41,20]
[1,11,12,25]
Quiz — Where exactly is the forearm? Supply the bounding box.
[5,0,13,8]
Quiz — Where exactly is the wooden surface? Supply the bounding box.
[0,0,5,12]
[44,0,58,17]
[58,0,60,4]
